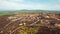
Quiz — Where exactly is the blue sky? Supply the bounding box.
[0,0,60,10]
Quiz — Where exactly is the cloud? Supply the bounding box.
[0,0,60,10]
[0,0,27,10]
[7,0,25,3]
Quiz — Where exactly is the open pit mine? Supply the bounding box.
[0,13,60,34]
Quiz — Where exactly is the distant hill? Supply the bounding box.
[0,10,60,16]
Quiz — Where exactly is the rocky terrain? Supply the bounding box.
[0,13,60,34]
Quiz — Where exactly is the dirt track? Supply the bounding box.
[0,13,60,34]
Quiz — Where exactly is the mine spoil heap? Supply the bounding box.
[0,13,60,34]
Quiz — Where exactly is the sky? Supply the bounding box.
[0,0,60,10]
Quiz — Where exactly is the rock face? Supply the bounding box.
[0,13,60,34]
